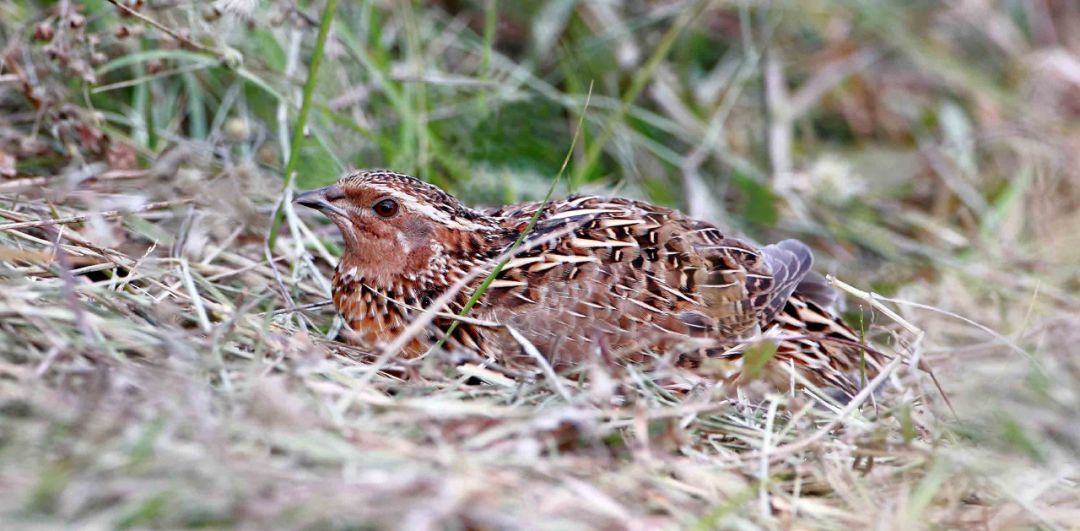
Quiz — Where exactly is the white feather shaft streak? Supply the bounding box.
[569,237,638,249]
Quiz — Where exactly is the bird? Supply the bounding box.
[295,169,887,397]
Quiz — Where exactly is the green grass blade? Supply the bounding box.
[267,0,340,249]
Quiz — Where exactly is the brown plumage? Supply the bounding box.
[296,170,886,397]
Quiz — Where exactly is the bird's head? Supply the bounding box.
[294,170,498,289]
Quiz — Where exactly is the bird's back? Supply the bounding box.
[473,195,884,395]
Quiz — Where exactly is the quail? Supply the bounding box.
[296,170,886,396]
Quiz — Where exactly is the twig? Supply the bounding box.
[758,397,780,519]
[264,236,306,333]
[827,275,922,339]
[269,300,334,316]
[0,198,193,232]
[43,225,97,348]
[456,363,517,388]
[91,62,214,94]
[104,0,222,56]
[506,325,572,402]
[827,275,963,420]
[179,259,211,334]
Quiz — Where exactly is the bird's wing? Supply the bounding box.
[759,239,815,321]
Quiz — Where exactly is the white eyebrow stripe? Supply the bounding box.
[365,184,488,231]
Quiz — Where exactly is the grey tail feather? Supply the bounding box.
[760,239,814,320]
[792,271,838,310]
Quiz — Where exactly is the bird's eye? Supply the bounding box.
[372,198,399,218]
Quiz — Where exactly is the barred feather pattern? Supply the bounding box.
[307,170,886,396]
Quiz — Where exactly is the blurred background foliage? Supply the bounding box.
[6,0,1080,290]
[3,0,1080,527]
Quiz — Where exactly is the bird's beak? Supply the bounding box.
[294,184,348,218]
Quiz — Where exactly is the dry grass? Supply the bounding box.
[2,0,1080,528]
